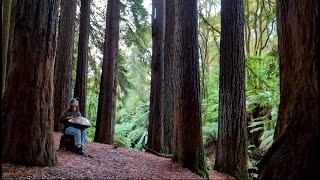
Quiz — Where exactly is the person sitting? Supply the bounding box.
[60,97,87,155]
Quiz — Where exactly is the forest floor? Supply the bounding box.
[2,132,233,179]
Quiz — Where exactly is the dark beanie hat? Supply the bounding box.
[70,97,79,104]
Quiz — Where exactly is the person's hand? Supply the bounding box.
[68,118,75,122]
[67,116,75,122]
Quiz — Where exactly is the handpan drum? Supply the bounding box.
[68,117,92,128]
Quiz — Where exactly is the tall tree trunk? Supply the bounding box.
[2,0,58,166]
[259,0,319,179]
[162,0,174,155]
[1,0,12,100]
[214,0,249,179]
[53,0,77,132]
[74,0,90,116]
[172,0,205,175]
[244,0,251,55]
[147,0,165,153]
[253,0,260,55]
[94,0,120,144]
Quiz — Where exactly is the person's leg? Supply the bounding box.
[65,127,81,148]
[81,129,87,147]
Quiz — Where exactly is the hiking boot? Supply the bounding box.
[75,145,85,155]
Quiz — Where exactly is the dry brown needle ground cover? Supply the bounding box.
[2,132,233,179]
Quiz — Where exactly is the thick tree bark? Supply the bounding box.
[94,0,120,144]
[172,0,205,174]
[2,0,58,166]
[1,0,12,100]
[74,0,90,116]
[214,0,249,179]
[162,0,174,155]
[147,0,165,153]
[259,0,319,179]
[53,0,77,132]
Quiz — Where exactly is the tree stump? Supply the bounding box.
[59,134,75,152]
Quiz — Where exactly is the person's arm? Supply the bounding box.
[60,111,73,123]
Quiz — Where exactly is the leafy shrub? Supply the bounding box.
[202,122,218,143]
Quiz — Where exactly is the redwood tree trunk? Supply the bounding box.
[53,0,77,132]
[94,0,120,144]
[162,0,175,155]
[1,0,12,100]
[74,0,90,116]
[147,0,165,153]
[2,0,58,166]
[259,0,319,179]
[214,0,249,179]
[172,0,205,174]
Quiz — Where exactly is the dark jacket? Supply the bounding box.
[60,108,84,132]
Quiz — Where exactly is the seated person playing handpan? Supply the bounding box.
[60,97,87,155]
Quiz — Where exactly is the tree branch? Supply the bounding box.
[120,17,151,57]
[246,63,273,90]
[198,12,221,35]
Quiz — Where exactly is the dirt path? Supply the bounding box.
[2,133,233,179]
